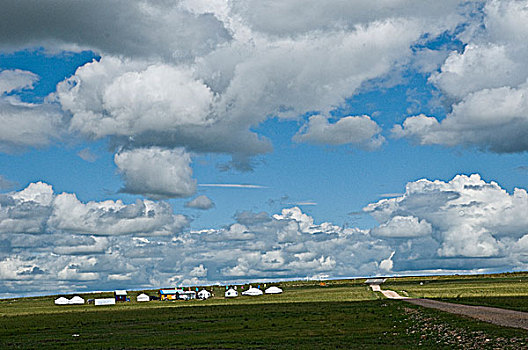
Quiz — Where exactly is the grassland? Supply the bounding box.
[0,279,377,317]
[1,274,528,349]
[383,272,528,312]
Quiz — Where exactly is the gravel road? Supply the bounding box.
[405,298,528,331]
[381,290,407,299]
[370,285,407,299]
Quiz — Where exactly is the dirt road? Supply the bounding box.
[369,284,407,299]
[380,290,407,299]
[371,285,528,330]
[406,298,528,331]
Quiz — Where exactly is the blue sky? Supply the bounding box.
[1,0,528,297]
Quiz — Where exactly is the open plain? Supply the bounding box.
[1,273,528,349]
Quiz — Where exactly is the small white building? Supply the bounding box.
[54,297,69,305]
[265,286,283,294]
[225,288,238,298]
[178,291,196,300]
[197,289,211,300]
[136,293,150,302]
[69,296,85,305]
[95,298,116,306]
[242,287,263,296]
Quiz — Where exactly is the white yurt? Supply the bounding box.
[225,288,238,298]
[136,293,150,302]
[242,287,263,296]
[265,286,283,294]
[54,297,69,305]
[69,296,85,304]
[198,289,211,300]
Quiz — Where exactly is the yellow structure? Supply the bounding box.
[159,289,182,300]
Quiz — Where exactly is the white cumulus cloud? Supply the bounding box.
[185,195,214,210]
[396,0,528,153]
[114,147,196,199]
[0,69,38,94]
[294,115,384,150]
[365,174,528,258]
[371,216,432,238]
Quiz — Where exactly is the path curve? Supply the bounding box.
[405,298,528,331]
[380,290,407,299]
[369,284,407,299]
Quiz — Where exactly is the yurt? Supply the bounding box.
[69,296,85,304]
[265,286,283,294]
[54,297,69,305]
[197,289,211,300]
[224,288,238,298]
[136,293,150,302]
[241,287,263,296]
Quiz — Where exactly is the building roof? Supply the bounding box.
[265,286,283,294]
[54,297,69,305]
[159,289,183,294]
[180,290,196,295]
[114,290,127,295]
[137,293,150,301]
[69,296,85,304]
[225,288,238,297]
[242,287,263,296]
[365,278,386,285]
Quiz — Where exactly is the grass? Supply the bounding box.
[0,280,377,317]
[383,272,528,311]
[1,274,528,349]
[1,300,415,349]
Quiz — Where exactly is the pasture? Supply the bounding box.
[1,274,528,349]
[384,272,528,312]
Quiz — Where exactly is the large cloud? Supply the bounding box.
[1,1,479,198]
[0,70,64,152]
[0,182,188,236]
[44,0,472,174]
[396,0,528,153]
[114,147,196,199]
[49,194,188,236]
[228,0,467,36]
[55,55,272,163]
[58,58,215,139]
[0,182,53,234]
[0,97,64,152]
[0,0,231,59]
[365,174,528,258]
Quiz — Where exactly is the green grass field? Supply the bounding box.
[384,272,528,312]
[1,274,528,349]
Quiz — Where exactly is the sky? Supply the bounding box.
[1,0,528,297]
